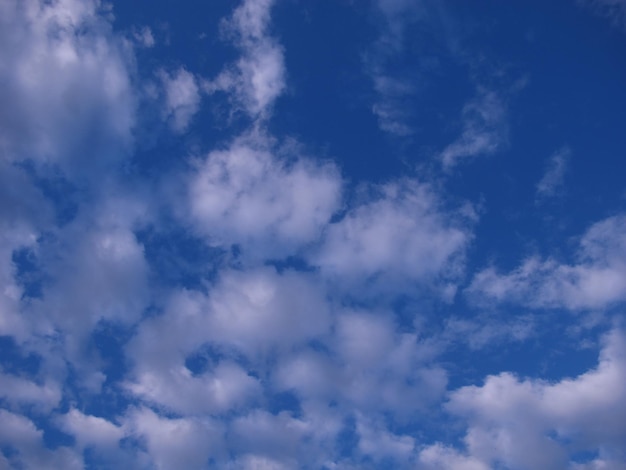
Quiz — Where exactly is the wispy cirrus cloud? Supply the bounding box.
[364,0,428,137]
[536,146,570,201]
[439,88,508,169]
[581,0,626,29]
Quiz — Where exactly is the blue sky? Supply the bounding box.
[1,0,626,468]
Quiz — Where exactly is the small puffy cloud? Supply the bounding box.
[133,26,155,48]
[226,455,296,470]
[441,328,626,469]
[42,223,150,336]
[440,89,507,169]
[0,409,83,469]
[188,135,342,258]
[356,414,416,463]
[207,268,332,355]
[0,373,61,412]
[229,410,310,462]
[204,0,285,118]
[536,147,570,200]
[160,67,201,133]
[127,360,261,416]
[468,214,626,310]
[125,407,224,470]
[312,179,473,294]
[418,443,489,470]
[57,409,124,449]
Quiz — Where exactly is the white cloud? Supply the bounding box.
[0,0,136,177]
[125,266,332,414]
[0,409,83,469]
[356,414,416,463]
[127,299,262,414]
[0,373,61,412]
[312,179,472,294]
[1,1,622,468]
[276,310,446,418]
[418,443,489,470]
[0,162,52,340]
[160,67,201,133]
[440,328,626,469]
[274,350,338,401]
[468,214,626,310]
[126,407,224,470]
[226,455,296,470]
[536,147,570,200]
[127,359,261,416]
[230,410,309,462]
[207,268,331,355]
[57,409,123,449]
[204,0,285,118]
[188,134,342,258]
[8,190,154,391]
[440,88,508,169]
[41,221,150,339]
[133,26,155,48]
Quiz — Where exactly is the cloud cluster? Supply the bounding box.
[0,0,624,469]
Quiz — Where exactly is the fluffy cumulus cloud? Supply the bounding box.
[313,179,473,295]
[203,0,285,118]
[469,214,626,310]
[188,134,342,258]
[433,328,626,469]
[0,409,83,469]
[1,0,626,468]
[0,0,135,177]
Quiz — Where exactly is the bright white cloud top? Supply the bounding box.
[1,0,625,469]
